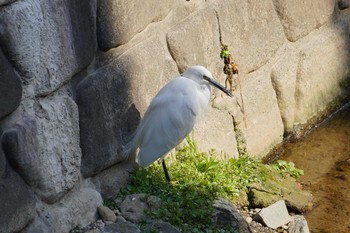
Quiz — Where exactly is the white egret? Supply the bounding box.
[123,65,233,182]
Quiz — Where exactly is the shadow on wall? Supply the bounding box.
[74,63,140,178]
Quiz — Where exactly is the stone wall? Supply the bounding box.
[0,0,349,232]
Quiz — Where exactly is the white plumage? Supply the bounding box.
[123,65,233,181]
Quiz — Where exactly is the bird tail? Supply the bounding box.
[121,132,138,161]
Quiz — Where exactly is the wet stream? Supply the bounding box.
[275,104,350,233]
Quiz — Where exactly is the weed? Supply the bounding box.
[271,160,304,179]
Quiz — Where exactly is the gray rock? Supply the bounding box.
[0,163,36,233]
[0,141,6,177]
[213,198,252,233]
[76,37,178,177]
[92,161,137,200]
[26,187,103,233]
[97,0,173,50]
[288,215,310,233]
[0,47,22,119]
[0,0,96,95]
[166,7,222,74]
[295,26,350,125]
[210,0,285,74]
[272,0,334,42]
[102,216,141,233]
[144,219,181,233]
[0,0,17,7]
[254,200,292,229]
[98,206,117,224]
[119,193,161,224]
[2,95,82,203]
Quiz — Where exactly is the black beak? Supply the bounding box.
[205,76,233,97]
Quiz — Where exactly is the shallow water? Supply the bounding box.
[277,104,350,233]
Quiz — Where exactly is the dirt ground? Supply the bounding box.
[278,105,350,233]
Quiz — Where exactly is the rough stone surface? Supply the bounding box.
[0,141,6,177]
[0,0,16,7]
[0,0,96,95]
[97,0,173,50]
[254,200,292,229]
[248,167,314,212]
[2,96,81,203]
[167,7,222,75]
[288,215,310,233]
[76,37,178,177]
[0,164,36,233]
[98,206,117,224]
[120,193,161,224]
[271,44,299,134]
[224,67,284,158]
[93,161,137,200]
[102,216,141,233]
[295,26,350,124]
[0,47,22,119]
[213,198,253,232]
[273,0,335,42]
[26,187,103,233]
[210,0,285,74]
[144,219,181,233]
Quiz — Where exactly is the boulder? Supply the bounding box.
[1,95,82,203]
[253,200,292,229]
[102,216,141,233]
[0,163,36,233]
[273,0,335,41]
[248,166,314,212]
[97,0,173,50]
[119,193,161,224]
[76,37,178,177]
[0,47,22,119]
[213,198,253,232]
[210,0,285,74]
[26,187,103,233]
[98,206,117,224]
[144,219,181,233]
[92,161,137,200]
[288,215,310,233]
[0,0,96,95]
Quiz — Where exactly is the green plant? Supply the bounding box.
[117,136,267,232]
[271,160,304,179]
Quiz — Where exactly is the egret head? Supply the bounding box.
[182,65,233,97]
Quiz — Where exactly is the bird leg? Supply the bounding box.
[161,159,171,183]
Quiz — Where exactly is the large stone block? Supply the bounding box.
[1,96,81,203]
[77,37,178,177]
[210,0,285,74]
[0,47,22,119]
[229,68,284,158]
[0,0,96,96]
[271,44,299,134]
[0,162,36,233]
[273,0,335,42]
[295,26,350,124]
[25,187,103,233]
[166,7,222,75]
[97,0,173,50]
